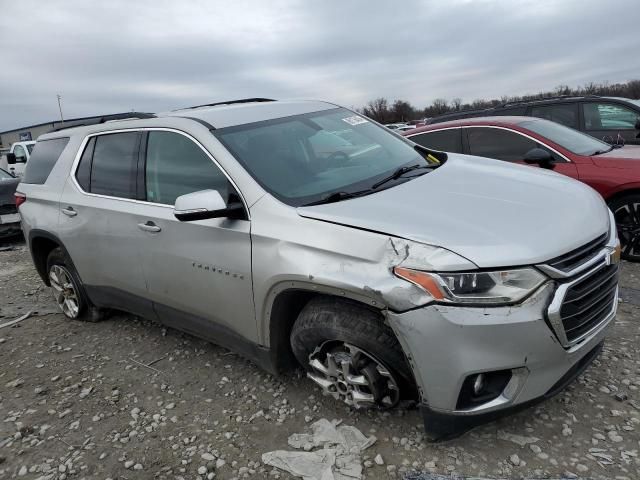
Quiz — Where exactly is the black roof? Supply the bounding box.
[0,112,155,135]
[427,95,638,125]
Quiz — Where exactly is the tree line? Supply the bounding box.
[360,79,640,124]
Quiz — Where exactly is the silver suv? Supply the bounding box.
[16,98,620,439]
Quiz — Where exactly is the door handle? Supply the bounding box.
[138,221,161,233]
[61,206,77,217]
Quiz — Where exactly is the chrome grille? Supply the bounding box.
[544,240,619,349]
[546,233,608,273]
[559,264,618,343]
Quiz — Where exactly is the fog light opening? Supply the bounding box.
[473,373,485,395]
[457,370,512,410]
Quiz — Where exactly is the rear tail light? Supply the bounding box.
[14,192,26,208]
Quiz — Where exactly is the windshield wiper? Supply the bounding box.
[371,164,430,190]
[592,146,615,155]
[302,190,372,206]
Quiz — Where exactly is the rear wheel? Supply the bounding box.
[609,194,640,261]
[290,297,416,410]
[46,248,105,322]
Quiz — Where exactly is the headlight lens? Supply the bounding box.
[394,266,546,305]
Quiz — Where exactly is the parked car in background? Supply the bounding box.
[16,99,618,440]
[426,96,640,146]
[384,123,408,130]
[0,167,21,238]
[0,140,37,177]
[404,116,640,260]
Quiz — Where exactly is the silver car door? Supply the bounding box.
[136,130,256,342]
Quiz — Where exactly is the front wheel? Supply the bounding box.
[609,194,640,261]
[290,297,417,410]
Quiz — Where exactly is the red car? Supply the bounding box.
[403,116,640,261]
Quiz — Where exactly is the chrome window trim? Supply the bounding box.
[409,125,572,163]
[68,127,250,219]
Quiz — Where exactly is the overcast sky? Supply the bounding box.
[1,0,639,131]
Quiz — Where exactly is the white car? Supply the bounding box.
[0,141,36,177]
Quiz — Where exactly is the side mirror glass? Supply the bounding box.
[524,147,555,169]
[6,153,16,165]
[174,189,243,221]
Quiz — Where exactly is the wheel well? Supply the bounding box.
[268,290,384,373]
[30,236,60,286]
[605,188,640,206]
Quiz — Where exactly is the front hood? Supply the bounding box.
[297,154,610,268]
[593,145,640,168]
[596,145,640,159]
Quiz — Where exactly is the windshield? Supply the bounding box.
[519,119,611,155]
[215,108,436,206]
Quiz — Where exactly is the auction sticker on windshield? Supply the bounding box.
[342,115,368,126]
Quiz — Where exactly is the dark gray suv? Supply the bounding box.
[428,95,640,145]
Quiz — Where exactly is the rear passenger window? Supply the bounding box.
[410,129,462,153]
[90,132,141,199]
[75,137,95,191]
[21,137,70,184]
[530,104,578,129]
[145,131,228,205]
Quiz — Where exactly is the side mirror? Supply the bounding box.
[6,153,16,165]
[524,148,555,169]
[173,189,243,221]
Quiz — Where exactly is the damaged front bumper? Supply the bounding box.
[387,282,615,440]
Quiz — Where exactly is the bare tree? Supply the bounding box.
[360,79,640,122]
[627,80,640,99]
[390,100,414,122]
[362,97,390,123]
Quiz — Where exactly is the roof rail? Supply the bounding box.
[48,112,156,133]
[178,98,276,111]
[499,94,602,108]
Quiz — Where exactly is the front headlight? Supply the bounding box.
[394,266,546,305]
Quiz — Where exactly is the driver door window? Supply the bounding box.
[465,127,539,162]
[583,103,639,130]
[582,102,640,145]
[145,131,229,205]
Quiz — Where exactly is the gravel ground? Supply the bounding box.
[1,237,639,480]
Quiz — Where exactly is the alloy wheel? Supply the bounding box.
[307,341,400,409]
[614,201,640,258]
[49,265,80,318]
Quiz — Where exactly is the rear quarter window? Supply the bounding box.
[21,137,70,184]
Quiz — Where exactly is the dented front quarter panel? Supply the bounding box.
[249,196,476,346]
